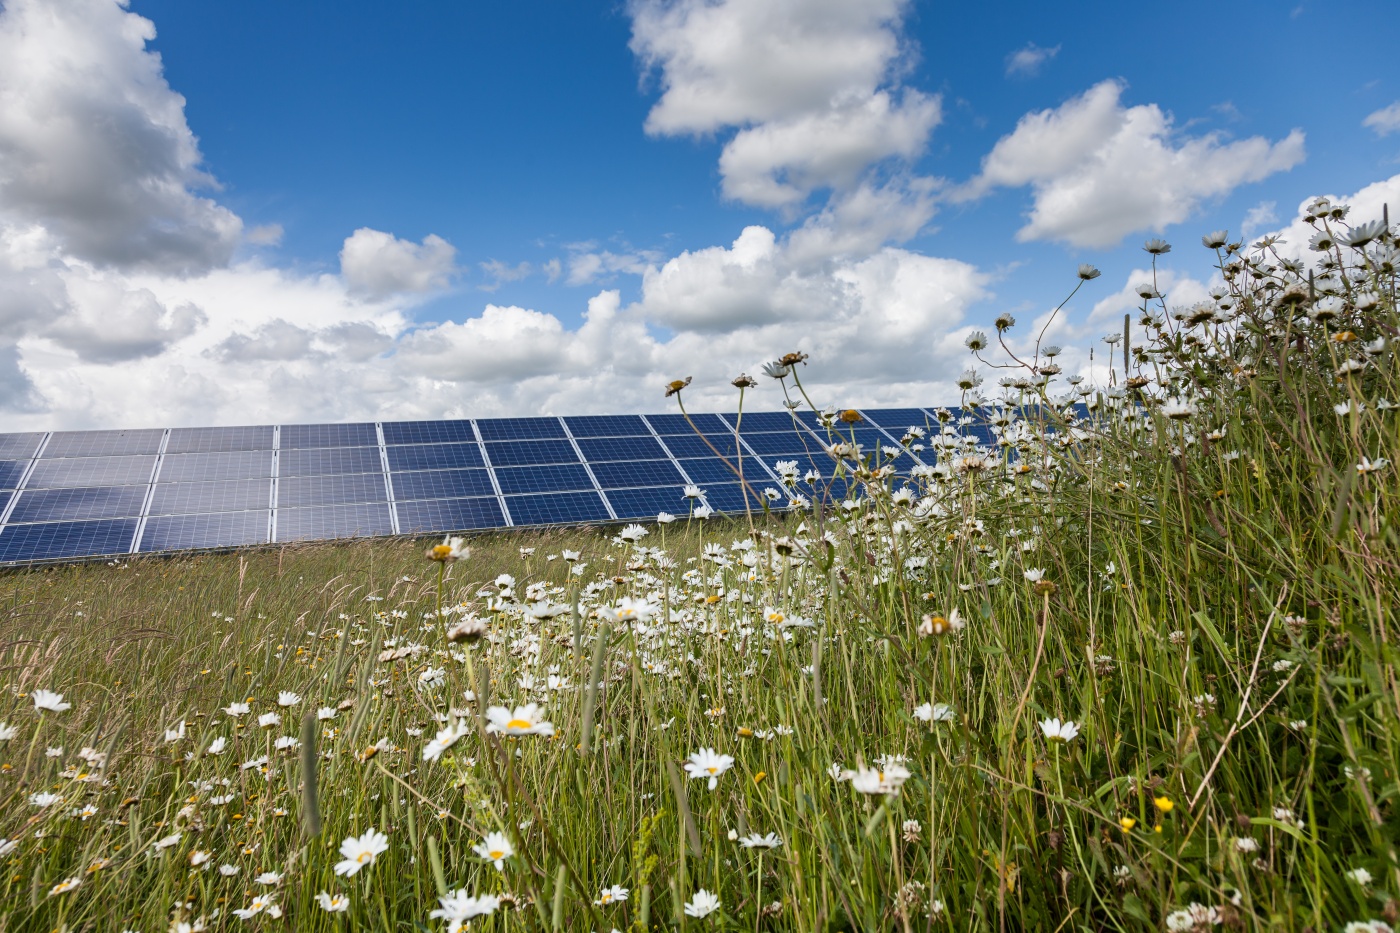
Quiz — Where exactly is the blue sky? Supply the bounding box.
[1,0,1398,429]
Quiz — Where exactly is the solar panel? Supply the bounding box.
[138,511,270,551]
[575,435,668,462]
[279,423,378,449]
[278,447,382,477]
[0,433,44,459]
[504,491,611,525]
[27,456,156,489]
[41,429,164,458]
[149,479,272,515]
[483,439,579,467]
[604,485,693,519]
[165,425,274,454]
[381,420,477,445]
[645,413,727,434]
[390,469,496,501]
[395,496,505,533]
[277,473,389,508]
[0,519,138,561]
[589,459,684,489]
[276,503,393,541]
[675,456,769,485]
[492,463,594,495]
[0,460,29,489]
[476,417,568,442]
[563,415,649,438]
[0,404,963,564]
[7,486,149,523]
[386,442,484,471]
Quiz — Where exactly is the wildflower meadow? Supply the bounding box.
[1,199,1398,932]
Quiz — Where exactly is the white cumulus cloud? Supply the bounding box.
[1362,101,1400,136]
[1004,42,1059,77]
[959,80,1306,249]
[339,228,459,300]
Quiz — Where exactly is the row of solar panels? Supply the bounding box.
[0,408,982,565]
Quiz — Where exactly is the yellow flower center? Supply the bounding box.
[357,852,373,863]
[507,719,532,730]
[706,766,718,774]
[489,849,506,860]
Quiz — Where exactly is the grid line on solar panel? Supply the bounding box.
[385,442,484,471]
[561,415,649,438]
[164,425,275,453]
[0,518,138,562]
[148,479,272,515]
[138,511,270,552]
[277,473,390,508]
[481,439,580,467]
[725,411,800,432]
[7,485,149,523]
[0,433,44,460]
[493,464,596,495]
[275,503,394,541]
[390,468,497,501]
[574,435,667,462]
[859,408,939,431]
[555,418,619,520]
[713,414,788,482]
[277,447,383,477]
[503,490,611,526]
[395,497,505,533]
[278,423,378,449]
[475,417,568,442]
[26,456,157,489]
[643,412,728,434]
[41,429,164,458]
[604,485,694,519]
[588,459,684,489]
[380,420,477,445]
[156,451,275,483]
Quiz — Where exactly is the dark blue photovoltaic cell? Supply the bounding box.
[483,439,579,467]
[741,432,825,456]
[0,519,138,562]
[149,479,271,515]
[575,436,667,462]
[563,415,649,438]
[276,503,393,541]
[278,447,382,477]
[138,511,269,551]
[0,461,28,489]
[493,464,595,495]
[0,434,43,459]
[589,459,684,489]
[605,485,692,519]
[476,417,567,442]
[792,410,830,430]
[165,426,274,454]
[278,472,389,507]
[861,408,936,431]
[42,429,164,458]
[390,469,496,501]
[675,457,767,485]
[504,490,611,525]
[157,451,274,483]
[279,423,378,449]
[727,411,797,432]
[396,497,505,533]
[8,486,148,523]
[386,443,484,471]
[27,456,156,489]
[696,483,761,513]
[644,413,727,434]
[659,433,742,459]
[381,421,476,445]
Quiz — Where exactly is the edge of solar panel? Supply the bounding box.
[0,406,987,565]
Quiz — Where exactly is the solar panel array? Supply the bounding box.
[0,408,981,565]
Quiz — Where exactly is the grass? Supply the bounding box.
[1,205,1398,932]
